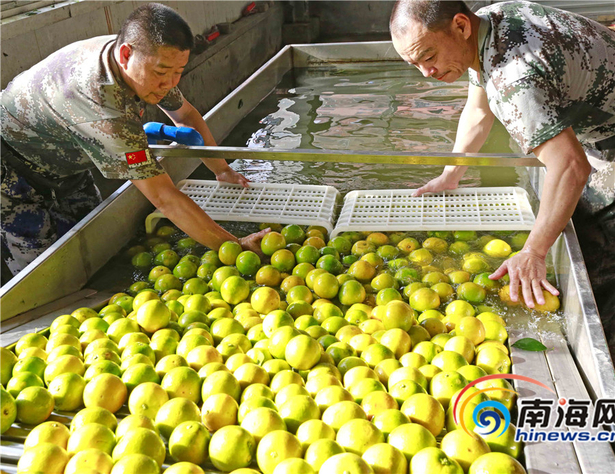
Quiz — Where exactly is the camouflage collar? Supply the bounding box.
[107,40,122,85]
[107,38,140,103]
[476,14,491,85]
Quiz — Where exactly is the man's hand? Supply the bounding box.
[487,127,588,308]
[132,173,246,250]
[239,228,270,254]
[489,249,559,308]
[164,100,251,188]
[412,84,494,198]
[413,169,462,197]
[217,168,250,188]
[412,165,468,197]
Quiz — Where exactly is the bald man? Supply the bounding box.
[390,1,615,320]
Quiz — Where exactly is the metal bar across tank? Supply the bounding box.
[149,144,544,167]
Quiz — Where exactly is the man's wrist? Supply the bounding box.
[521,242,548,259]
[443,166,467,181]
[214,166,232,177]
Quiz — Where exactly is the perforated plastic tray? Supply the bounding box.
[145,180,340,234]
[330,187,535,237]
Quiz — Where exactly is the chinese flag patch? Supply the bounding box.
[126,150,149,168]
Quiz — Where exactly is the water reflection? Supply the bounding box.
[214,66,520,194]
[247,98,302,149]
[242,68,471,154]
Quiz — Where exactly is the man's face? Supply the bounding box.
[121,45,190,104]
[392,19,474,83]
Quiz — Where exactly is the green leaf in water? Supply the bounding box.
[512,337,547,351]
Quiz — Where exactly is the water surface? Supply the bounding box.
[195,65,526,194]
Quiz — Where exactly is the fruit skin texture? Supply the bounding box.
[17,442,69,474]
[1,347,17,386]
[272,458,315,474]
[83,373,127,413]
[64,448,114,474]
[209,425,256,472]
[256,430,303,474]
[401,393,445,437]
[110,453,160,474]
[285,335,321,370]
[164,462,207,474]
[1,386,17,434]
[24,421,70,450]
[318,453,375,474]
[410,447,464,474]
[15,386,54,425]
[136,300,171,333]
[112,427,166,467]
[169,420,211,465]
[440,429,491,472]
[155,398,201,439]
[469,452,527,474]
[48,372,86,412]
[335,418,385,456]
[361,442,407,474]
[67,423,116,456]
[387,423,437,462]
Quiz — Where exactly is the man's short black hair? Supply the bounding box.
[390,0,471,36]
[116,3,194,55]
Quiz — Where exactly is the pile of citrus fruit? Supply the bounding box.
[1,224,560,474]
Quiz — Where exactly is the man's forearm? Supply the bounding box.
[487,128,589,306]
[453,103,495,154]
[524,158,590,258]
[157,189,238,250]
[444,87,495,181]
[168,102,232,175]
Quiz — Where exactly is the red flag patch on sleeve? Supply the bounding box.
[125,150,149,168]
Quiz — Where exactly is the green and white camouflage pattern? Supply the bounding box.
[466,2,615,336]
[470,1,615,154]
[1,157,102,275]
[0,35,183,180]
[0,34,186,275]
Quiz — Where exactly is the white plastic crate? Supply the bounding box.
[145,180,340,234]
[331,187,535,237]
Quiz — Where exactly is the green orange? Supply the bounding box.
[295,245,320,265]
[236,251,261,277]
[281,224,306,244]
[271,249,296,273]
[261,232,286,256]
[313,273,340,299]
[218,241,243,266]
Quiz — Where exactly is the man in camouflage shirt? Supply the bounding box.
[390,1,615,319]
[1,3,266,277]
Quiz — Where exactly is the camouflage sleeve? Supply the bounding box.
[495,74,566,154]
[69,116,166,180]
[158,87,184,112]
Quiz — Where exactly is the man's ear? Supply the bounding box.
[452,13,472,40]
[117,43,133,69]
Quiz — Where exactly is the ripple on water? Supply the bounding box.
[214,66,521,194]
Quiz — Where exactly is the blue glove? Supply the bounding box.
[143,122,205,146]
